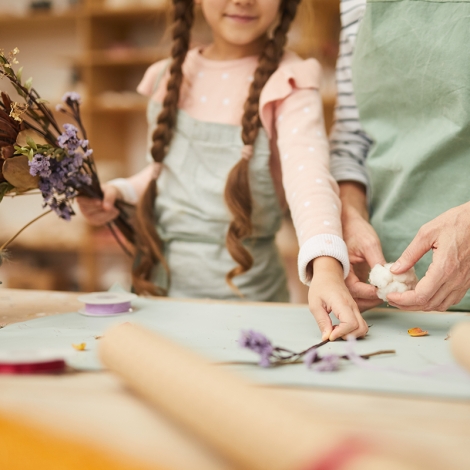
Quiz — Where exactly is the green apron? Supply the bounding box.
[146,71,288,302]
[352,0,470,310]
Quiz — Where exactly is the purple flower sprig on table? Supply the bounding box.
[238,330,395,372]
[239,329,330,369]
[239,330,275,367]
[304,351,340,372]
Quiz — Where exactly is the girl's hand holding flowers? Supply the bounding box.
[76,184,121,227]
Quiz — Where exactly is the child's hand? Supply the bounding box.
[76,184,121,226]
[308,257,369,341]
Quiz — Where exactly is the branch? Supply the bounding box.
[0,210,53,252]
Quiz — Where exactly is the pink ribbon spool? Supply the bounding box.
[0,350,67,375]
[0,359,66,374]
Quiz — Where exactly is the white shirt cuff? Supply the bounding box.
[298,234,350,285]
[107,178,138,205]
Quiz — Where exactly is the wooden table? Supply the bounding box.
[1,288,469,469]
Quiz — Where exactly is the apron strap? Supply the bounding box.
[152,58,171,95]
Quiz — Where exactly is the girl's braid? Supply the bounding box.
[224,0,301,292]
[132,0,195,296]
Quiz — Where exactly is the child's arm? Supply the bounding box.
[77,163,160,226]
[271,71,367,339]
[275,87,348,281]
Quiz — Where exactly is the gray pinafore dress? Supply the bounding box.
[353,0,470,310]
[146,70,289,302]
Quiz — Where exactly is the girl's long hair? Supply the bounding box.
[132,0,301,296]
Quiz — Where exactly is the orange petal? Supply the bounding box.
[72,342,86,351]
[408,327,428,337]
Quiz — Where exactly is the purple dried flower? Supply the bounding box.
[57,124,82,154]
[29,154,51,177]
[303,348,319,369]
[35,141,93,220]
[70,152,83,169]
[49,198,74,221]
[239,330,274,368]
[62,92,81,104]
[313,354,340,372]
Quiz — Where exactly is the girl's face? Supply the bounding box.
[198,0,282,59]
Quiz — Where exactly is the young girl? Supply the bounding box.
[78,0,368,341]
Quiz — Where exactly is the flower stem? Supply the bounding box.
[272,339,330,363]
[0,210,52,252]
[358,350,395,359]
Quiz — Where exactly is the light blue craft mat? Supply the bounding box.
[1,295,470,400]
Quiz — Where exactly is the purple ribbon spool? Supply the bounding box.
[84,301,132,315]
[78,292,137,317]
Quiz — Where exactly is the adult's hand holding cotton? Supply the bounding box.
[369,263,418,302]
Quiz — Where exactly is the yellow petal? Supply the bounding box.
[72,343,86,351]
[408,327,428,337]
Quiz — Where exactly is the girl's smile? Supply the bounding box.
[197,0,281,60]
[224,14,258,24]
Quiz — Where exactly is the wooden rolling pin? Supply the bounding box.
[99,323,422,470]
[450,321,470,373]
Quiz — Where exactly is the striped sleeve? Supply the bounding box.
[329,0,372,190]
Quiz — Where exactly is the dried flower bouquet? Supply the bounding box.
[0,48,135,264]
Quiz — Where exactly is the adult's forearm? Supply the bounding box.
[338,181,369,221]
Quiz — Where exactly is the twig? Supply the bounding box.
[216,349,396,368]
[4,191,42,197]
[359,349,395,359]
[272,339,330,363]
[0,210,52,251]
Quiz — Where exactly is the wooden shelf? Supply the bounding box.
[76,47,168,67]
[5,242,81,253]
[91,103,147,113]
[86,5,166,18]
[0,5,167,24]
[3,232,128,256]
[0,9,81,25]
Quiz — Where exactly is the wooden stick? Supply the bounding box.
[450,321,470,373]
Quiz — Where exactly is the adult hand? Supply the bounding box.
[308,256,369,341]
[76,184,120,226]
[387,202,470,311]
[340,182,386,311]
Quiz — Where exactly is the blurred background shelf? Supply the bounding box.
[0,10,81,25]
[77,47,168,66]
[0,0,340,300]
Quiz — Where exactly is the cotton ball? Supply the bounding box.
[369,263,418,302]
[377,280,409,302]
[392,268,417,286]
[368,264,393,289]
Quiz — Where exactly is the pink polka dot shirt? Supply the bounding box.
[131,48,349,284]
